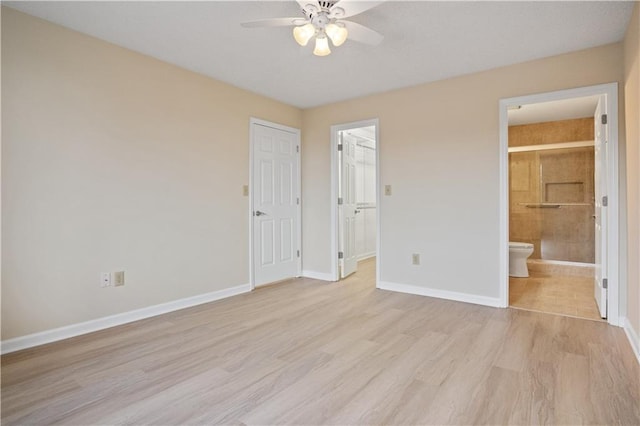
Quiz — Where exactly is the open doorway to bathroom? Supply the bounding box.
[507,99,602,320]
[330,120,379,282]
[499,83,626,325]
[501,85,620,323]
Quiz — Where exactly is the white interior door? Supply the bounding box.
[252,123,300,287]
[355,144,366,258]
[340,132,358,278]
[594,95,608,318]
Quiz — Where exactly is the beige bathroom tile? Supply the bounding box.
[509,265,603,321]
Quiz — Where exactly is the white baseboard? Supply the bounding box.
[377,280,503,308]
[1,283,251,355]
[302,270,335,282]
[622,317,640,365]
[357,252,376,261]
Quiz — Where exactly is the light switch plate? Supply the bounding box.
[242,185,249,196]
[384,185,392,196]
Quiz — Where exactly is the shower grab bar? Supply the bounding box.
[520,202,592,208]
[524,204,561,208]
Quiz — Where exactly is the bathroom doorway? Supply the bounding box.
[330,119,379,282]
[499,83,620,325]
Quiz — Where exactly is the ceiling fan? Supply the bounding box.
[241,1,384,57]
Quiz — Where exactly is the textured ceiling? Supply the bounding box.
[5,1,635,109]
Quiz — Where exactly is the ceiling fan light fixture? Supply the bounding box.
[325,23,348,47]
[293,23,316,46]
[313,34,331,56]
[243,1,384,57]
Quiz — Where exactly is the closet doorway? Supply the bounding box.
[330,119,379,281]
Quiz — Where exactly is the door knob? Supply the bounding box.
[355,209,361,214]
[254,210,267,216]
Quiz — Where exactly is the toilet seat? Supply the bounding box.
[509,242,534,250]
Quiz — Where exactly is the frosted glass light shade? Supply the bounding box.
[293,23,316,46]
[313,35,331,56]
[325,23,348,47]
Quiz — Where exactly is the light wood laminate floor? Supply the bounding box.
[2,259,639,425]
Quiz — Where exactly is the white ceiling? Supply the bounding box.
[5,1,635,109]
[508,96,600,126]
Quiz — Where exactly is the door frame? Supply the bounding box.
[330,118,380,282]
[249,117,302,290]
[498,83,621,326]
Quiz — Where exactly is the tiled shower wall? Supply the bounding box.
[509,117,594,147]
[509,118,595,263]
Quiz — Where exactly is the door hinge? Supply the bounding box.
[601,114,607,125]
[602,195,608,207]
[338,143,343,151]
[296,145,299,153]
[338,197,343,205]
[338,251,344,259]
[297,250,300,258]
[297,197,300,205]
[602,278,608,289]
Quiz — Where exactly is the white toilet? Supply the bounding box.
[509,242,534,277]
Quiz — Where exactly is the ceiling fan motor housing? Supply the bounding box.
[319,1,338,9]
[302,0,345,21]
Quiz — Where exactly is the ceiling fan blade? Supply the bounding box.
[241,17,306,28]
[332,0,384,18]
[342,21,383,45]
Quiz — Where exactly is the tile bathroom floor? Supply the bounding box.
[509,267,603,321]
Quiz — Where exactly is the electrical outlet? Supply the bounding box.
[384,185,392,196]
[242,185,249,196]
[100,272,111,287]
[412,253,420,265]
[113,271,125,287]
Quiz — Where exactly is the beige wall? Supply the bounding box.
[624,2,640,338]
[1,8,302,339]
[302,43,624,300]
